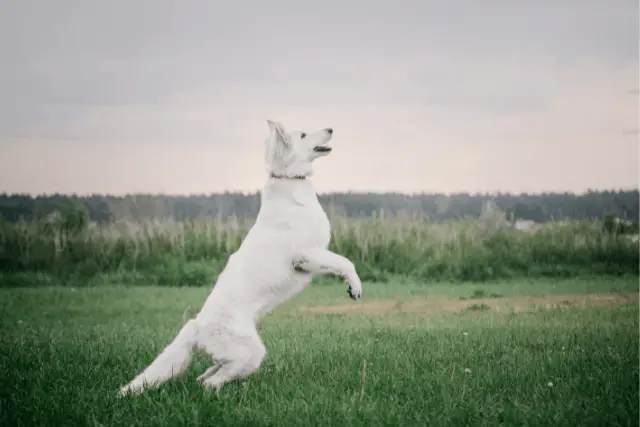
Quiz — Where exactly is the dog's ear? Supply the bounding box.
[265,119,293,169]
[267,120,290,146]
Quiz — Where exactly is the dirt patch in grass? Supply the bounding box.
[300,292,639,316]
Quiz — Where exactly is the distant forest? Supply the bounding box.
[0,189,637,223]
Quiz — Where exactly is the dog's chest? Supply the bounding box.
[288,184,331,249]
[296,202,332,249]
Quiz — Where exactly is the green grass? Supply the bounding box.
[0,215,638,287]
[1,277,638,426]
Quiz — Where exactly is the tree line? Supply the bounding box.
[0,189,637,223]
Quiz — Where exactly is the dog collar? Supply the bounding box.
[270,173,307,180]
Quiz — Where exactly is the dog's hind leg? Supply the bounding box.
[196,363,221,383]
[119,319,199,396]
[198,328,266,391]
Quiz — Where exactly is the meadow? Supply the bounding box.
[0,214,638,425]
[0,277,638,426]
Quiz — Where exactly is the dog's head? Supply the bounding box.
[264,120,333,178]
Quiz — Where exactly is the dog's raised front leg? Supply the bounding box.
[293,248,362,300]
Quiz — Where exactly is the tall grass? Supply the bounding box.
[0,214,637,287]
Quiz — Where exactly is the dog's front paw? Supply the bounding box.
[347,284,362,300]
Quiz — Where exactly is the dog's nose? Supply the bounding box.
[325,128,333,134]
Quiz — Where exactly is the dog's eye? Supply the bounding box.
[300,132,307,139]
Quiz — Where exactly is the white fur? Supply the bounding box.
[118,120,362,395]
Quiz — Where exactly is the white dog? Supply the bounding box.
[119,120,363,395]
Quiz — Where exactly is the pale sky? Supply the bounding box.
[1,0,638,195]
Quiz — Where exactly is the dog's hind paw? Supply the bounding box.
[118,383,144,397]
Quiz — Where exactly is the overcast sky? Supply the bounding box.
[1,0,638,195]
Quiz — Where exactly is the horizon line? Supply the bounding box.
[1,186,639,198]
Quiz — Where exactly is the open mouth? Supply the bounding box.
[313,146,332,153]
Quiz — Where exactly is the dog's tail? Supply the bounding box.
[119,318,199,396]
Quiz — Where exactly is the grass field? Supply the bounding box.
[1,276,638,426]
